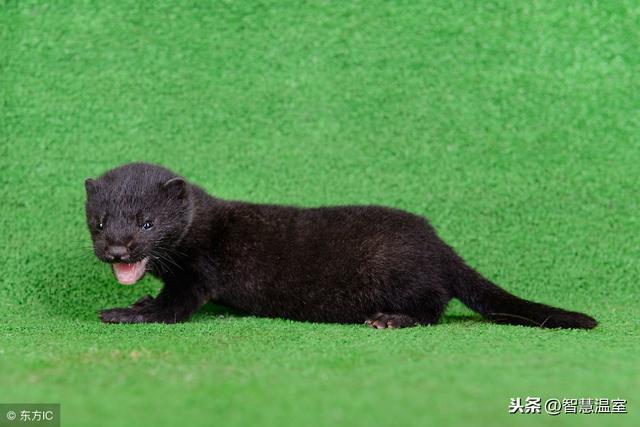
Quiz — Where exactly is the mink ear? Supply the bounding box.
[85,178,97,197]
[162,177,187,199]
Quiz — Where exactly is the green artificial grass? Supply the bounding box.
[1,1,638,426]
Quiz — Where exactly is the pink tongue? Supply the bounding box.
[112,259,148,285]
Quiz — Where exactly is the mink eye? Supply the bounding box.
[96,221,104,231]
[142,221,154,230]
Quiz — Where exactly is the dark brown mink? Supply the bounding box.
[84,162,597,329]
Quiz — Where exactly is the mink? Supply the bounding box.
[84,162,597,329]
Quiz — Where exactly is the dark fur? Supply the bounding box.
[85,163,597,329]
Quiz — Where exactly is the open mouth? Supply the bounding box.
[112,258,148,285]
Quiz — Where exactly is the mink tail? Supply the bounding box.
[448,258,597,329]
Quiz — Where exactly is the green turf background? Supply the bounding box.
[1,1,638,426]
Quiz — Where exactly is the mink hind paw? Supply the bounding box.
[365,313,420,329]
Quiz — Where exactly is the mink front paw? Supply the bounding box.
[130,294,155,309]
[98,301,182,324]
[99,307,151,323]
[98,295,162,323]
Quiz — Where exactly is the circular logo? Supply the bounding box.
[6,411,16,421]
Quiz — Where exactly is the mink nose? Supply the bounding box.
[107,245,130,261]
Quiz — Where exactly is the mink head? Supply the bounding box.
[84,163,193,284]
